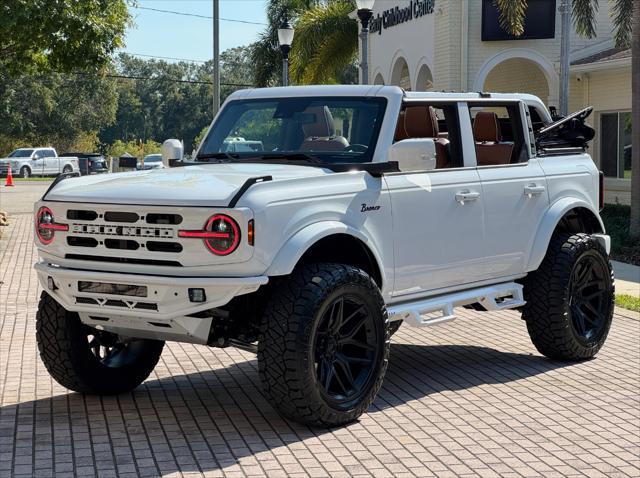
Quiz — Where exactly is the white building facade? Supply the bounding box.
[365,0,632,204]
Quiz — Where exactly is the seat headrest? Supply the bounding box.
[473,112,502,143]
[404,106,439,138]
[302,106,335,138]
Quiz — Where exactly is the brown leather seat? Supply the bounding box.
[299,106,349,152]
[403,105,450,168]
[472,112,513,166]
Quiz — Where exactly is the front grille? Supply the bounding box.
[62,206,187,265]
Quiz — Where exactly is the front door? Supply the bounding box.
[385,169,486,297]
[31,150,47,176]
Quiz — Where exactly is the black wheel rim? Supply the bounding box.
[568,252,610,344]
[313,295,379,406]
[86,329,142,368]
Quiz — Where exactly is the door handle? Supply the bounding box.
[524,184,546,198]
[455,190,480,204]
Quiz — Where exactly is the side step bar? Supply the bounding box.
[387,282,525,327]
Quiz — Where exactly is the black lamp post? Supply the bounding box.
[356,0,375,85]
[278,20,295,86]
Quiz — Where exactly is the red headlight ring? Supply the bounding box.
[36,207,69,245]
[179,214,240,256]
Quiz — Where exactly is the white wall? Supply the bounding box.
[368,0,436,90]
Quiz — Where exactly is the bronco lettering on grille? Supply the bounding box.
[71,224,174,238]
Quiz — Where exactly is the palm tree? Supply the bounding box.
[494,0,637,236]
[250,0,318,87]
[289,1,357,84]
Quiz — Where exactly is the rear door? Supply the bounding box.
[385,102,487,297]
[43,149,58,174]
[470,101,549,279]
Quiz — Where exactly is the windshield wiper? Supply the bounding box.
[195,152,238,161]
[259,153,323,163]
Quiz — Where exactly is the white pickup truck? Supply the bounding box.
[33,86,613,427]
[0,147,79,178]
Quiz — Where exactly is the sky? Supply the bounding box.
[122,1,269,63]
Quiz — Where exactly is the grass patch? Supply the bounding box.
[600,204,640,265]
[11,177,54,182]
[615,294,640,312]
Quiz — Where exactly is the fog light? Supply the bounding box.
[47,276,57,291]
[188,288,206,303]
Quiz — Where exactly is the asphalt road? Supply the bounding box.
[0,181,51,215]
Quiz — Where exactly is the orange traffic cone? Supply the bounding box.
[5,165,14,187]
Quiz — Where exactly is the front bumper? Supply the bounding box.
[35,262,268,344]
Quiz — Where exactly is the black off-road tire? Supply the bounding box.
[523,233,614,361]
[36,292,164,394]
[20,166,30,178]
[258,263,390,427]
[62,165,72,174]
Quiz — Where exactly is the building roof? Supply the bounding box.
[572,47,631,66]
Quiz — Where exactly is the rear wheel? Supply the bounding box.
[258,263,389,427]
[36,292,164,394]
[523,233,614,360]
[62,165,72,174]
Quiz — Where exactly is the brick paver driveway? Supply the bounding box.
[1,213,639,478]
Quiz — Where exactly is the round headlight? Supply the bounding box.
[178,214,240,256]
[36,206,68,245]
[202,214,240,255]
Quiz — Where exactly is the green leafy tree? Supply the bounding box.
[0,0,130,76]
[0,71,118,154]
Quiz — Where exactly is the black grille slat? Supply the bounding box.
[104,211,139,223]
[65,254,182,267]
[67,237,98,248]
[67,210,98,221]
[104,239,140,250]
[146,213,182,225]
[146,241,183,253]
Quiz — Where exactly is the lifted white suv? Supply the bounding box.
[34,86,614,427]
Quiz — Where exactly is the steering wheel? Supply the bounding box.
[344,144,368,153]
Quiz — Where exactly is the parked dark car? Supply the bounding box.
[60,152,108,175]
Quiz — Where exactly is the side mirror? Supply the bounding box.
[161,139,183,168]
[388,139,437,172]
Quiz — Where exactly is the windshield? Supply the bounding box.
[9,149,34,158]
[144,154,162,162]
[198,97,387,164]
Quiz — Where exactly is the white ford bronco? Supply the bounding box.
[34,86,614,427]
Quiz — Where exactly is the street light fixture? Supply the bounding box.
[356,0,375,85]
[278,20,295,86]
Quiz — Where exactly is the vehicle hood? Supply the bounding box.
[44,162,330,206]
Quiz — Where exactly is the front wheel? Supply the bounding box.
[20,166,30,178]
[258,264,389,427]
[523,233,614,361]
[36,292,164,394]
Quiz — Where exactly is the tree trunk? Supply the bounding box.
[630,1,640,237]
